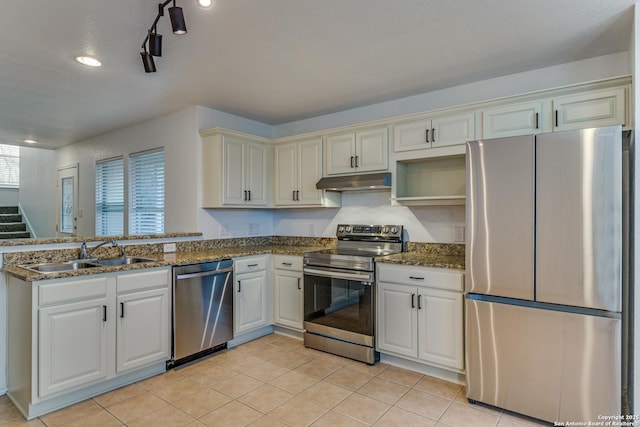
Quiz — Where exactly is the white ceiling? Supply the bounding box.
[0,0,635,149]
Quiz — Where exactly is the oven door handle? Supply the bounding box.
[304,267,373,283]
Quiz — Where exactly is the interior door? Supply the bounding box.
[57,164,78,236]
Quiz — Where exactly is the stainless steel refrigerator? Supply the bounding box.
[465,125,632,423]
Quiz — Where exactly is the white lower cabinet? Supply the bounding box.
[273,255,303,330]
[7,268,171,419]
[376,263,464,371]
[116,286,170,373]
[234,255,270,336]
[39,293,110,397]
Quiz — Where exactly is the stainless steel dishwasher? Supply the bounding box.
[168,259,233,368]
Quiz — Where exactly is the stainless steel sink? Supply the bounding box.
[18,256,158,274]
[19,261,101,273]
[91,256,157,266]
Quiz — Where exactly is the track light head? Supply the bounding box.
[140,50,156,73]
[169,4,187,34]
[149,32,162,56]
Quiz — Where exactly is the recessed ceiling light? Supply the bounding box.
[75,56,102,67]
[23,139,38,144]
[197,0,213,9]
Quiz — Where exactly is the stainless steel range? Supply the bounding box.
[303,224,404,364]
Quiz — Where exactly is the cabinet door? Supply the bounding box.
[393,120,431,152]
[432,112,475,148]
[325,133,356,175]
[39,298,109,397]
[274,142,298,206]
[235,270,268,335]
[273,270,303,329]
[417,288,463,370]
[552,87,626,132]
[356,128,388,172]
[116,288,169,373]
[376,282,417,358]
[246,141,268,206]
[482,101,543,139]
[297,138,323,205]
[222,136,246,205]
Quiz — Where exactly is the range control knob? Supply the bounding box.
[382,227,389,234]
[345,226,352,233]
[338,226,344,233]
[391,227,398,234]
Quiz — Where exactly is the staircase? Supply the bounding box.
[0,206,30,239]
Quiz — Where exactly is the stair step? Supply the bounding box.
[0,231,30,239]
[0,214,22,223]
[0,223,26,232]
[0,206,18,215]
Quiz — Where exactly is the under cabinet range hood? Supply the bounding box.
[315,172,391,191]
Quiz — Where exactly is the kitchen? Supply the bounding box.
[0,1,639,425]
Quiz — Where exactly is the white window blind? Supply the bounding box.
[129,150,164,235]
[95,158,124,236]
[0,144,19,188]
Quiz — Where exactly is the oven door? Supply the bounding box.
[303,266,375,345]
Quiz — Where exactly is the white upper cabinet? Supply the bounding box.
[275,138,328,206]
[481,101,544,139]
[325,127,388,175]
[394,112,475,152]
[202,130,271,208]
[552,87,626,132]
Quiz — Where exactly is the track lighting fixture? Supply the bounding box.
[169,2,187,34]
[140,0,188,73]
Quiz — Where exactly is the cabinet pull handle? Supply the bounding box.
[297,278,301,290]
[238,280,241,292]
[350,156,355,168]
[418,294,423,310]
[431,128,435,142]
[409,276,425,280]
[120,302,124,318]
[425,129,429,143]
[535,112,539,129]
[555,110,559,127]
[293,190,296,201]
[103,305,107,322]
[411,293,415,308]
[282,262,293,266]
[355,156,359,167]
[248,190,251,201]
[243,190,247,201]
[248,263,258,267]
[296,190,300,201]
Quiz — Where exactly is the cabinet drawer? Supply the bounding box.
[234,256,267,274]
[273,255,302,271]
[377,263,463,291]
[39,277,109,306]
[117,268,169,294]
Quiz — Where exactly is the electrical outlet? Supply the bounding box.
[249,223,260,235]
[219,224,230,237]
[454,226,465,242]
[163,243,176,253]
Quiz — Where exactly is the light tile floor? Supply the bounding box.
[0,334,550,426]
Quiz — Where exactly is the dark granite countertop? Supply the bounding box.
[375,252,465,270]
[4,244,326,282]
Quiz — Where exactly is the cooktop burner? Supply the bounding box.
[304,224,404,271]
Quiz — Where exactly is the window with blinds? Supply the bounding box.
[0,144,19,188]
[129,149,164,235]
[95,158,124,236]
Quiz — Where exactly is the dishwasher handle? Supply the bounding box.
[175,266,233,280]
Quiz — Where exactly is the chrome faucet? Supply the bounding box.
[80,240,118,260]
